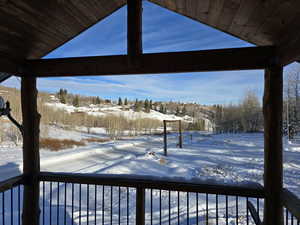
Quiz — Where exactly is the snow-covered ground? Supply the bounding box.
[0,131,299,224]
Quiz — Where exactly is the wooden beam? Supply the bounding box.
[0,58,23,75]
[21,76,40,225]
[127,0,142,62]
[39,172,266,198]
[278,37,300,65]
[263,64,283,225]
[25,46,275,77]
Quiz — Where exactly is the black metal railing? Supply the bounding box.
[39,172,265,225]
[0,176,24,225]
[283,189,300,225]
[3,173,300,225]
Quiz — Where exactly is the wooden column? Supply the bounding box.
[163,120,167,156]
[21,76,40,225]
[127,0,142,64]
[263,65,283,225]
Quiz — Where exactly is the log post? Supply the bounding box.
[163,120,167,156]
[21,76,40,225]
[127,0,142,65]
[263,64,283,225]
[178,120,182,148]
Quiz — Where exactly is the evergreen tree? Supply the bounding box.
[72,95,79,107]
[159,104,164,113]
[134,99,142,112]
[124,98,128,105]
[175,106,180,116]
[181,105,187,115]
[149,100,153,110]
[118,97,123,106]
[57,88,67,104]
[144,99,150,113]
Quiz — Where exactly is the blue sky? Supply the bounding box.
[4,1,297,104]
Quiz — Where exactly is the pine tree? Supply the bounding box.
[124,98,128,105]
[72,95,79,107]
[134,99,142,112]
[118,97,123,106]
[57,88,67,104]
[182,105,187,115]
[175,106,180,116]
[159,104,164,113]
[144,99,150,113]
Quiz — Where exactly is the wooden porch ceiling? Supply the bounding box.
[1,0,300,79]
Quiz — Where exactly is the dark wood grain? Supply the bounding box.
[25,46,275,77]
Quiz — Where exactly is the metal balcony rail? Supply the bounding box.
[1,173,299,225]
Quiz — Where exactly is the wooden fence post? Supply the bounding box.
[178,120,182,148]
[163,120,167,156]
[263,65,283,225]
[21,76,40,225]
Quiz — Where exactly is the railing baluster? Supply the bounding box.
[50,182,52,225]
[57,182,60,225]
[236,196,238,225]
[64,183,67,225]
[226,195,228,225]
[103,186,105,225]
[18,185,20,225]
[72,183,74,225]
[216,194,218,225]
[177,191,180,225]
[196,193,199,225]
[246,197,249,225]
[10,188,13,225]
[187,192,189,225]
[136,186,145,225]
[206,193,208,225]
[2,191,4,225]
[159,190,161,225]
[79,184,82,225]
[169,190,171,225]
[110,186,113,225]
[95,185,97,225]
[87,184,89,225]
[127,187,129,225]
[119,186,121,225]
[151,189,153,225]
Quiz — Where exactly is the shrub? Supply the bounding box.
[40,138,85,151]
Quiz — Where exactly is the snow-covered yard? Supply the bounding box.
[0,131,299,224]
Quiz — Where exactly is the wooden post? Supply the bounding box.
[136,186,145,225]
[178,120,182,148]
[163,120,167,156]
[21,76,40,225]
[263,65,283,225]
[127,0,142,64]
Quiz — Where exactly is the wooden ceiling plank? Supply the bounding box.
[228,0,260,39]
[217,0,241,31]
[207,0,225,27]
[241,0,281,45]
[253,0,297,45]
